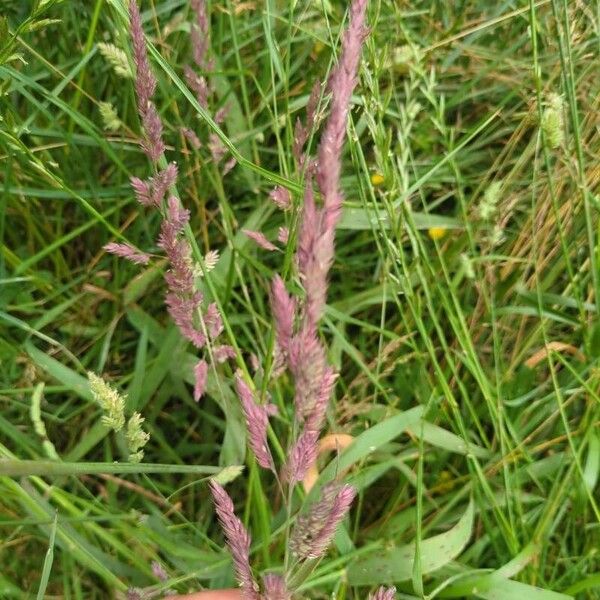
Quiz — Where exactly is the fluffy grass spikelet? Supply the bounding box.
[243,229,278,252]
[99,101,122,132]
[97,42,133,79]
[126,412,150,463]
[234,372,274,471]
[193,359,208,401]
[541,93,564,149]
[290,483,356,559]
[209,480,259,599]
[262,574,290,600]
[88,372,126,432]
[479,180,502,221]
[104,242,150,265]
[369,587,397,600]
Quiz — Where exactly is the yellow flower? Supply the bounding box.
[428,226,447,241]
[437,470,455,492]
[370,173,385,186]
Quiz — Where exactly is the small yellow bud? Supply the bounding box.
[370,173,385,186]
[313,40,325,55]
[427,226,447,241]
[437,470,455,492]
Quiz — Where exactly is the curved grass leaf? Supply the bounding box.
[407,420,489,458]
[36,511,57,600]
[315,405,425,492]
[442,576,573,600]
[439,544,573,599]
[348,500,474,585]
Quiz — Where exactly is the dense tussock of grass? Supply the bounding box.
[1,0,599,598]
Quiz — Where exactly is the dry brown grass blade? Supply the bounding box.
[524,341,585,368]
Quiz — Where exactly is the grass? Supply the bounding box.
[1,0,599,598]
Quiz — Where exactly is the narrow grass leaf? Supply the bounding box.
[36,511,57,600]
[407,420,489,458]
[315,406,425,492]
[26,342,92,401]
[0,460,230,477]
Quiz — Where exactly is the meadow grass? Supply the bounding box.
[1,0,599,598]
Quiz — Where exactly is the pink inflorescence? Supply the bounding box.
[209,481,260,600]
[111,1,235,405]
[269,186,292,211]
[104,242,150,265]
[184,0,236,175]
[262,574,291,600]
[290,483,356,559]
[243,229,278,252]
[293,79,322,169]
[235,372,275,471]
[207,0,368,590]
[129,0,164,162]
[279,0,368,491]
[369,587,397,600]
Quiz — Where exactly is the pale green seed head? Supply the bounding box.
[541,93,564,150]
[88,372,126,432]
[479,181,502,221]
[126,412,150,463]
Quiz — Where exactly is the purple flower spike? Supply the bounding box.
[243,229,278,252]
[209,481,259,600]
[235,372,274,471]
[290,483,356,559]
[193,359,208,401]
[369,587,397,600]
[283,428,319,484]
[191,0,210,70]
[270,276,295,354]
[129,1,165,162]
[262,574,290,600]
[129,0,156,110]
[317,0,368,222]
[104,242,150,265]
